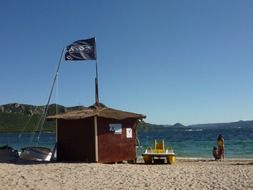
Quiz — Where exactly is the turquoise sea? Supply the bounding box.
[1,125,253,159]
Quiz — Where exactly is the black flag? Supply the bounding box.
[65,38,96,61]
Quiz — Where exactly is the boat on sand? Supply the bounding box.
[142,139,176,164]
[19,146,52,161]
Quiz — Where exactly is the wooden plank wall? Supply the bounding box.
[57,118,95,162]
[97,118,137,163]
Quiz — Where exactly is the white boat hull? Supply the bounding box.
[20,147,52,161]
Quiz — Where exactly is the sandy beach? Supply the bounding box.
[0,159,252,190]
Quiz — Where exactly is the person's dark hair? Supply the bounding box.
[213,146,217,150]
[217,134,223,140]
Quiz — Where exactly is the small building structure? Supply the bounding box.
[47,104,145,163]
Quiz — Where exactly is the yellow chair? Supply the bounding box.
[154,140,165,153]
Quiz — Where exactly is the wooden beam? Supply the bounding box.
[94,116,98,162]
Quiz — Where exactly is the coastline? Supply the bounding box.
[176,157,253,162]
[0,158,252,190]
[137,156,253,162]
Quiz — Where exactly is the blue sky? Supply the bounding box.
[1,0,253,125]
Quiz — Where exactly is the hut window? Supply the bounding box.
[109,124,122,134]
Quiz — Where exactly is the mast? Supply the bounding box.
[35,47,65,144]
[95,37,99,106]
[95,64,99,105]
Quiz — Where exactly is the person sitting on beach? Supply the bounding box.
[212,146,220,160]
[217,134,225,160]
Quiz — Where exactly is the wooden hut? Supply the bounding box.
[47,104,145,163]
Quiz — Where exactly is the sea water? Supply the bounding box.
[0,126,253,159]
[137,126,253,159]
[0,132,55,151]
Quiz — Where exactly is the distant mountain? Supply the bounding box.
[172,123,185,128]
[0,103,84,132]
[189,120,253,129]
[139,120,253,131]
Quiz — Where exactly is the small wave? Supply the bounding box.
[185,129,203,132]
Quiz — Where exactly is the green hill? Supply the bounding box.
[0,103,84,133]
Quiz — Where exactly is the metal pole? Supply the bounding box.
[95,37,99,105]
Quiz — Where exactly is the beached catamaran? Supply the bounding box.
[19,94,57,161]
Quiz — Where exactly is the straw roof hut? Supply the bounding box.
[47,103,145,163]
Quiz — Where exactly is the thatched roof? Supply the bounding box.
[47,104,146,121]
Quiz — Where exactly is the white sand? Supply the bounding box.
[0,159,252,190]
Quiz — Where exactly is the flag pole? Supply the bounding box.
[95,37,99,106]
[94,37,99,162]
